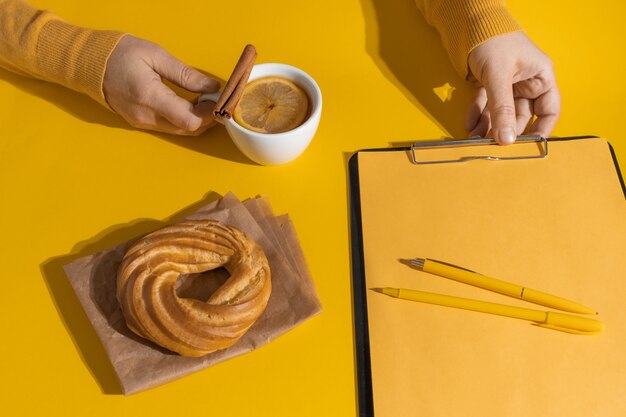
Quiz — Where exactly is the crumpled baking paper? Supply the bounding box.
[63,193,322,394]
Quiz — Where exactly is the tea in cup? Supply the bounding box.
[199,63,322,166]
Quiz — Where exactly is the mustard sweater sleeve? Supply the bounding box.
[0,0,126,108]
[415,0,522,78]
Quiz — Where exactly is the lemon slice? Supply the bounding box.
[233,77,309,134]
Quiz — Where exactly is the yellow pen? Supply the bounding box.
[410,258,597,315]
[375,287,604,335]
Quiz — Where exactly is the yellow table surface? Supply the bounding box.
[1,0,624,415]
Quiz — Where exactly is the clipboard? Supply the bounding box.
[348,136,626,417]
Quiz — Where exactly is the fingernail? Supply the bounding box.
[499,128,516,145]
[201,78,220,91]
[195,100,215,115]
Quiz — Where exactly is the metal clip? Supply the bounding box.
[410,135,548,165]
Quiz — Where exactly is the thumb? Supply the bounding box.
[483,71,517,145]
[153,51,220,93]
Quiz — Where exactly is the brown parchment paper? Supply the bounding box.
[63,193,322,394]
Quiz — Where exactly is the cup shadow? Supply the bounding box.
[0,68,253,164]
[360,0,475,139]
[40,191,223,394]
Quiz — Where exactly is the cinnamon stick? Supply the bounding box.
[213,44,257,119]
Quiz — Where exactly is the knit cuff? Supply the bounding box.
[427,0,522,78]
[37,19,126,108]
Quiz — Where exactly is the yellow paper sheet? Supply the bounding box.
[355,137,626,416]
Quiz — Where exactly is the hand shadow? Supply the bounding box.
[360,0,475,140]
[40,191,222,394]
[0,68,252,164]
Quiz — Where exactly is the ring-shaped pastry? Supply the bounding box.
[116,220,271,357]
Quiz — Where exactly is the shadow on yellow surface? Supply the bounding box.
[341,151,367,416]
[0,67,128,129]
[0,68,253,164]
[360,0,475,139]
[157,125,254,165]
[40,191,223,394]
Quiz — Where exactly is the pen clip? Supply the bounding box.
[532,323,603,335]
[533,312,605,335]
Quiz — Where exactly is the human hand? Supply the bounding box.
[103,35,220,136]
[466,32,560,145]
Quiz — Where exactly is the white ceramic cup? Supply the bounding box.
[199,63,322,166]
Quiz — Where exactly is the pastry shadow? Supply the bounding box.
[39,191,223,394]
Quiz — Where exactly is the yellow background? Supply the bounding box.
[0,0,624,416]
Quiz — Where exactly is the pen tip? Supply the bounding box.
[370,288,384,294]
[398,258,425,269]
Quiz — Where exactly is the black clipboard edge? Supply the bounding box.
[348,150,374,417]
[608,142,626,198]
[348,135,625,417]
